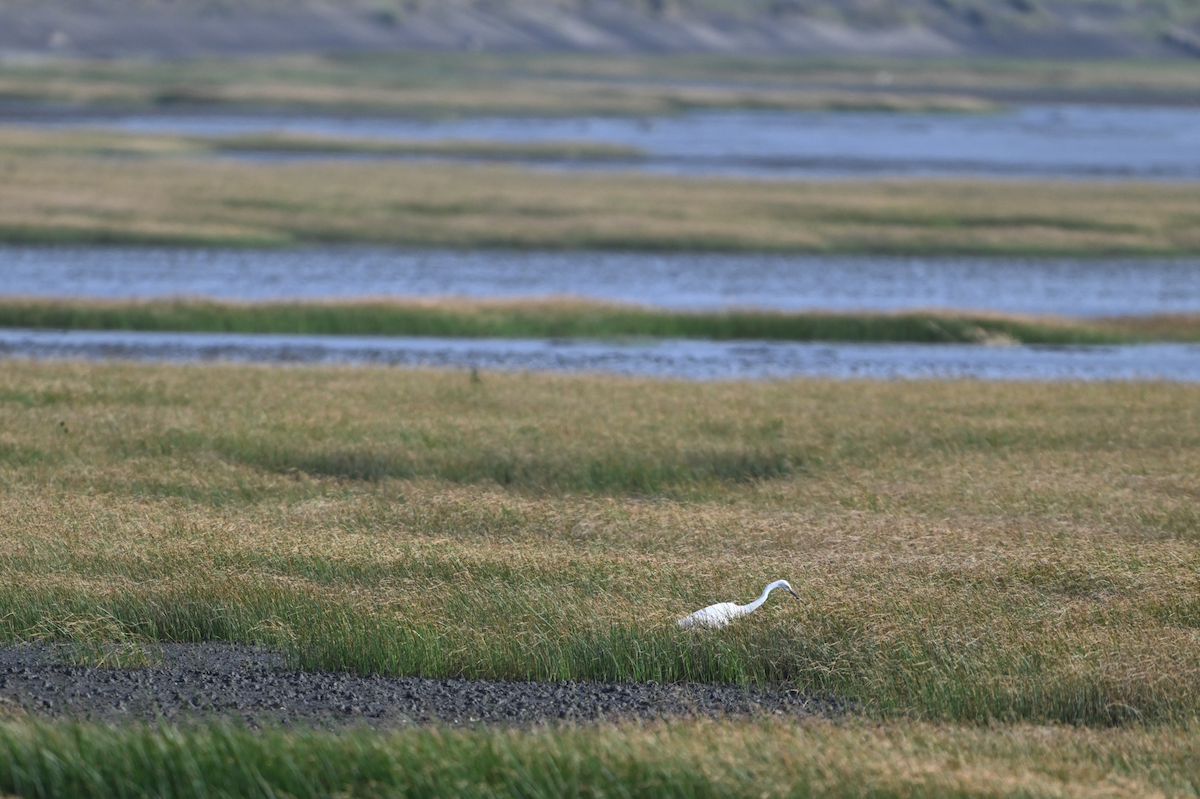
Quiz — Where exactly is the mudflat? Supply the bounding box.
[0,643,844,728]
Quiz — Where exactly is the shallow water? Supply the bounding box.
[4,246,1200,316]
[4,329,1197,381]
[17,105,1200,180]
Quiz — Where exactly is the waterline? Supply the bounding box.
[4,246,1199,317]
[3,328,1198,381]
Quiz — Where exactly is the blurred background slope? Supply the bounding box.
[1,0,1198,58]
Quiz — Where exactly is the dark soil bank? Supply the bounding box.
[0,644,845,728]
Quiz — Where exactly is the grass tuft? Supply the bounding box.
[2,297,1196,343]
[3,717,1200,799]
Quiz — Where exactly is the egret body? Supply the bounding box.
[677,579,800,629]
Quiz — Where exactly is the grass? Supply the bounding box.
[3,126,1200,253]
[4,358,1200,796]
[0,126,644,161]
[208,132,644,160]
[6,44,1200,799]
[0,51,1028,116]
[3,52,1200,116]
[3,361,1200,726]
[4,717,1200,799]
[0,52,1003,116]
[4,296,1200,343]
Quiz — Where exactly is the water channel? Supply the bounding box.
[5,100,1199,379]
[3,329,1197,382]
[13,104,1200,180]
[4,246,1199,317]
[2,246,1198,380]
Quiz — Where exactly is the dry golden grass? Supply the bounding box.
[0,70,998,116]
[1098,314,1200,341]
[3,52,1199,117]
[500,53,1200,96]
[0,52,1009,115]
[149,81,999,115]
[2,360,1199,724]
[0,126,640,160]
[2,128,1199,253]
[589,719,1200,798]
[0,75,997,114]
[767,57,1200,96]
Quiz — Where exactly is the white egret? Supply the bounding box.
[677,580,800,630]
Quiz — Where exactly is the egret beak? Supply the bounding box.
[787,588,800,600]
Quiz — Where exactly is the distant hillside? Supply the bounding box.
[0,0,1197,58]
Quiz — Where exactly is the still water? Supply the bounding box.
[4,246,1199,317]
[3,328,1198,382]
[15,105,1200,180]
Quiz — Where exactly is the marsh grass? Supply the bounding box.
[3,52,1200,116]
[208,133,644,160]
[4,716,1200,799]
[0,126,643,161]
[2,361,1200,724]
[0,52,1006,115]
[1094,314,1200,342]
[3,132,1200,252]
[4,296,1188,344]
[27,611,163,668]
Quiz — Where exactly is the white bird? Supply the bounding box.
[677,580,800,630]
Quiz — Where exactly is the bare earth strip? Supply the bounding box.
[0,643,843,728]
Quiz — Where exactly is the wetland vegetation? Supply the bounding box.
[6,718,1200,799]
[4,52,1200,114]
[2,361,1199,713]
[2,360,1200,795]
[3,125,1200,254]
[3,296,1200,344]
[0,51,994,115]
[5,46,1200,799]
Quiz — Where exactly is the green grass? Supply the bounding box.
[6,297,1195,344]
[3,358,1200,797]
[4,717,1200,799]
[3,362,1200,726]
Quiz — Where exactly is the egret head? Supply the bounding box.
[778,579,800,600]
